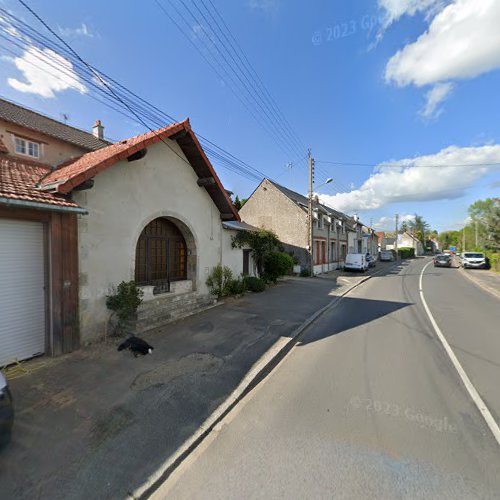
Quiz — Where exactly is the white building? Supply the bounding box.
[39,119,253,342]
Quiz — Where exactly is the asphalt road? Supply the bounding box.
[158,258,500,499]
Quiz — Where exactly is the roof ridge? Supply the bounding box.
[0,96,112,148]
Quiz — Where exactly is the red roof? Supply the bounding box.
[40,119,240,221]
[0,155,82,210]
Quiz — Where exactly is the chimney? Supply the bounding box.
[92,119,104,140]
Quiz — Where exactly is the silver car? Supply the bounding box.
[461,252,487,269]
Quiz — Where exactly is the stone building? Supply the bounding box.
[239,178,361,274]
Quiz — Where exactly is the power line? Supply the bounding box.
[199,0,306,154]
[155,0,305,162]
[2,5,270,183]
[316,159,500,168]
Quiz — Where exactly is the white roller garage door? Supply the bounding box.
[0,218,46,367]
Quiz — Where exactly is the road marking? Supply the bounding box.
[419,260,500,446]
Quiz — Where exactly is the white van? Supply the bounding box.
[344,253,368,272]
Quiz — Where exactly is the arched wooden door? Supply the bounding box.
[135,218,187,293]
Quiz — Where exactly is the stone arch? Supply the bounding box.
[133,214,197,293]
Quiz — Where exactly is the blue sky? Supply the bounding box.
[0,0,499,231]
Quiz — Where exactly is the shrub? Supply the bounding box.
[398,247,415,259]
[263,251,295,283]
[244,276,266,293]
[106,281,143,323]
[232,229,282,276]
[485,251,500,272]
[227,277,247,295]
[206,265,233,298]
[300,268,310,277]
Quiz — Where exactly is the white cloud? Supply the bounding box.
[373,214,415,230]
[58,23,96,39]
[379,0,445,27]
[420,82,454,119]
[7,46,87,98]
[248,0,280,13]
[385,0,500,87]
[318,144,500,213]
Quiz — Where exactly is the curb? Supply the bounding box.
[130,263,397,499]
[458,267,500,300]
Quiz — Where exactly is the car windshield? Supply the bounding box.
[438,255,450,260]
[464,253,484,258]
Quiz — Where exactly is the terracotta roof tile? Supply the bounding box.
[39,121,187,192]
[40,119,240,221]
[0,155,82,210]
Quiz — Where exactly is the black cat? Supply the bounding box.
[118,336,154,357]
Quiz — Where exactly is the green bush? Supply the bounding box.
[206,265,233,298]
[227,277,247,295]
[486,251,500,272]
[244,276,266,293]
[263,251,295,283]
[398,247,415,259]
[300,268,310,277]
[106,281,143,323]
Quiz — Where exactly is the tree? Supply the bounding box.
[231,229,283,276]
[484,199,500,251]
[233,195,248,211]
[468,198,495,223]
[408,214,430,245]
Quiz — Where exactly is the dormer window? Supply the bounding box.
[15,137,40,159]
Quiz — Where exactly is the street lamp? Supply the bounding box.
[315,178,333,190]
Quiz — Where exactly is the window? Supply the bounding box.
[15,137,40,158]
[318,213,323,230]
[135,218,187,293]
[331,242,336,262]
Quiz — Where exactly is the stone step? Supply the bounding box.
[137,295,215,320]
[137,301,220,333]
[139,291,200,313]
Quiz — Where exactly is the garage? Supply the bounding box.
[1,155,84,365]
[0,218,46,367]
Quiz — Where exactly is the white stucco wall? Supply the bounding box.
[221,229,255,277]
[73,139,242,342]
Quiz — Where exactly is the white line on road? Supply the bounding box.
[419,260,500,446]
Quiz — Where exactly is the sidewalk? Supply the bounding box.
[459,267,500,300]
[0,263,394,500]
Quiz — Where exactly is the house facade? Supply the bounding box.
[38,119,249,343]
[239,178,361,274]
[0,98,109,367]
[397,231,424,256]
[0,98,251,364]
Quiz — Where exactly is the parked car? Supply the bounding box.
[0,372,14,447]
[344,253,368,272]
[366,253,376,267]
[433,254,452,268]
[379,250,394,262]
[461,252,487,269]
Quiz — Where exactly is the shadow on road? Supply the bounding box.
[299,296,412,345]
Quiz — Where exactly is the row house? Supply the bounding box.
[239,178,373,275]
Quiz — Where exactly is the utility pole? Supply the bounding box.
[308,149,314,277]
[395,214,399,258]
[475,220,478,247]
